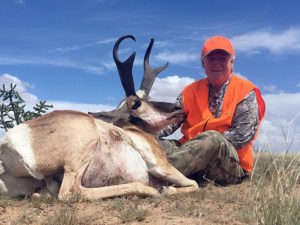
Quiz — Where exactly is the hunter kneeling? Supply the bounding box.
[160,36,266,186]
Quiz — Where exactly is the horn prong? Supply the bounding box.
[140,38,169,96]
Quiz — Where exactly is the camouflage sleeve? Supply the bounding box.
[159,93,184,137]
[222,90,259,150]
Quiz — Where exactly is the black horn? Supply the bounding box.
[113,35,136,97]
[140,38,169,96]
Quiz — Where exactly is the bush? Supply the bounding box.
[0,83,53,131]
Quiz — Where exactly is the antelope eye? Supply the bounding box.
[131,100,141,110]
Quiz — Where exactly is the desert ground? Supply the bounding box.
[0,180,253,225]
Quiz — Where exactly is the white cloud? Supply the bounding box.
[102,61,115,70]
[0,74,39,134]
[262,84,285,93]
[262,92,300,119]
[0,73,38,105]
[0,56,104,75]
[0,73,115,114]
[233,72,248,80]
[234,73,285,94]
[106,96,116,101]
[54,38,116,53]
[155,51,199,64]
[117,47,133,55]
[231,27,300,54]
[15,0,24,4]
[48,101,115,113]
[95,38,116,45]
[54,45,81,53]
[150,75,195,102]
[256,114,300,153]
[142,40,171,49]
[262,84,277,93]
[252,92,300,153]
[84,65,104,75]
[297,83,300,87]
[0,73,116,112]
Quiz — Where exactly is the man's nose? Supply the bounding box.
[211,59,225,64]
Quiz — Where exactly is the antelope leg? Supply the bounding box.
[58,171,159,200]
[149,163,199,189]
[76,182,160,200]
[161,185,198,197]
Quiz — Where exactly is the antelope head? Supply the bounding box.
[89,35,183,134]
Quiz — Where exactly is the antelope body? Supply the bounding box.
[0,35,198,200]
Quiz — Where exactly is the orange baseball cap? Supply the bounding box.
[201,36,234,59]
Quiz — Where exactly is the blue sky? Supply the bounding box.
[1,0,300,152]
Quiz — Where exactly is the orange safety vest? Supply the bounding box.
[180,74,265,172]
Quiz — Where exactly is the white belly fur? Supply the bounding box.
[118,141,148,182]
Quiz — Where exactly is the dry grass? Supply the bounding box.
[249,151,300,225]
[110,197,148,223]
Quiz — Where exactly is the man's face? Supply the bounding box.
[202,49,234,88]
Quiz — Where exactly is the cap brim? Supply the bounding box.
[201,49,234,60]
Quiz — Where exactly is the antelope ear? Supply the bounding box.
[88,110,124,123]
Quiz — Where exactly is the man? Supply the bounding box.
[160,36,265,185]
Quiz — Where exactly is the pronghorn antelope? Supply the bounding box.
[0,35,198,200]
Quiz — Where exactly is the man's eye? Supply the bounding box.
[208,57,216,62]
[219,57,227,62]
[207,57,227,63]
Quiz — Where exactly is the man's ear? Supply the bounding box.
[230,58,234,73]
[201,58,205,69]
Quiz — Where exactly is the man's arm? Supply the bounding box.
[159,93,184,137]
[222,90,259,150]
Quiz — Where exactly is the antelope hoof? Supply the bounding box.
[152,191,163,198]
[191,180,199,189]
[32,192,41,200]
[161,186,177,197]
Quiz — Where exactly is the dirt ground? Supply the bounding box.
[0,180,258,225]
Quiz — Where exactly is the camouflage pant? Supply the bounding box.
[160,130,245,185]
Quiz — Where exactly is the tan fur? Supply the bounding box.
[26,110,99,175]
[121,125,195,187]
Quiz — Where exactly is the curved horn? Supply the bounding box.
[140,38,169,96]
[113,35,136,97]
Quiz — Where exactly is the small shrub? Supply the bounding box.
[118,204,147,223]
[16,210,35,224]
[0,83,53,131]
[45,206,99,225]
[167,198,203,218]
[111,198,148,223]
